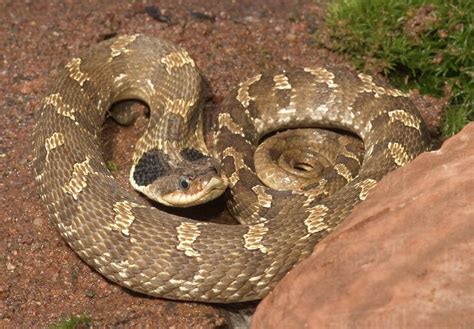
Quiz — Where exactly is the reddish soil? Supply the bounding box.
[0,0,442,327]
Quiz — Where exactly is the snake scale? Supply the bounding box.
[33,34,430,303]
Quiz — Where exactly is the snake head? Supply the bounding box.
[131,149,228,207]
[152,158,228,207]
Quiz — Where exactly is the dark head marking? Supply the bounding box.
[180,148,206,161]
[133,148,171,186]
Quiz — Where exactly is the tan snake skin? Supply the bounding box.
[33,34,431,303]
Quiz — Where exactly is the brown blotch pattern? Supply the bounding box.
[62,156,94,200]
[251,185,273,208]
[273,74,292,90]
[109,34,139,60]
[355,178,378,201]
[44,93,76,121]
[243,223,269,253]
[111,201,146,236]
[176,222,202,258]
[358,73,408,98]
[303,204,330,234]
[44,132,65,161]
[236,74,262,108]
[65,58,90,87]
[388,109,421,131]
[160,50,195,74]
[387,142,411,166]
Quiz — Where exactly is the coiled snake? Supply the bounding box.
[33,34,430,302]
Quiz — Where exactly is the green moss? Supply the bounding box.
[49,315,93,329]
[320,0,473,137]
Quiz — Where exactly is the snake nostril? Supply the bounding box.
[209,166,219,175]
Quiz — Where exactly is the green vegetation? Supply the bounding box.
[49,315,93,329]
[321,0,473,137]
[106,160,119,172]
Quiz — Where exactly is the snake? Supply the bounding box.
[33,34,431,303]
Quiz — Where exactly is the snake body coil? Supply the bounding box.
[33,35,430,302]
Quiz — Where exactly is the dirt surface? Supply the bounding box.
[0,0,443,327]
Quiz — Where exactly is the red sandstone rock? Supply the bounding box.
[252,122,474,329]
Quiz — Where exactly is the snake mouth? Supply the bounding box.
[158,176,228,207]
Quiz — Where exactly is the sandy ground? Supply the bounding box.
[0,0,442,327]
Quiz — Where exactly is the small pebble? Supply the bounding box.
[33,217,44,226]
[286,33,296,41]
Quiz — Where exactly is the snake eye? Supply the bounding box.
[178,176,190,191]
